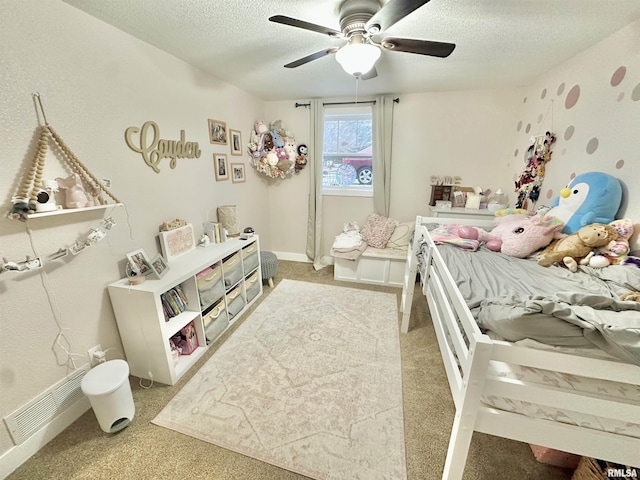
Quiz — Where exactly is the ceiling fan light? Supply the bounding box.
[335,42,381,76]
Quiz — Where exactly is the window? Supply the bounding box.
[322,106,373,196]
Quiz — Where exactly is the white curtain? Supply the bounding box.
[372,95,395,217]
[306,99,326,270]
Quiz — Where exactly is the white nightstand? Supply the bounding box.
[429,207,496,220]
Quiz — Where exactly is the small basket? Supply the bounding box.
[571,457,638,480]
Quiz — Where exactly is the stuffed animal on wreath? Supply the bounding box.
[537,222,618,272]
[458,209,564,258]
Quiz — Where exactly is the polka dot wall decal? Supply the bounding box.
[564,125,575,140]
[517,120,522,131]
[632,83,640,102]
[565,84,580,109]
[616,159,625,169]
[541,88,547,99]
[570,172,576,180]
[561,148,567,155]
[537,114,543,123]
[611,66,626,86]
[525,123,531,133]
[514,149,519,157]
[523,97,527,103]
[618,92,625,102]
[546,189,554,199]
[557,83,565,96]
[586,137,599,154]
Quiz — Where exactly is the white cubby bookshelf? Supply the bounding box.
[107,236,262,385]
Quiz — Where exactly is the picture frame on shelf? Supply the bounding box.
[126,248,153,276]
[159,223,196,262]
[230,129,242,156]
[208,118,227,145]
[214,153,229,181]
[150,254,170,279]
[231,163,246,183]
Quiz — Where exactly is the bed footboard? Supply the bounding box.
[401,215,640,480]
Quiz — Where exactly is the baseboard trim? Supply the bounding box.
[0,397,91,479]
[271,252,335,266]
[271,251,309,262]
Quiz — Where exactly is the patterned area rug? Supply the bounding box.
[152,279,406,480]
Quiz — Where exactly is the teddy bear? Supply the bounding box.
[263,133,274,152]
[585,218,634,268]
[537,222,619,272]
[458,211,565,258]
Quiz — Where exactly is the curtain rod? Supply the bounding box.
[295,98,399,108]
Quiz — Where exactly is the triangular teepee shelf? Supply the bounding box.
[10,93,122,221]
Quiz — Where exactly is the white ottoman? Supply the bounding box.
[81,359,135,433]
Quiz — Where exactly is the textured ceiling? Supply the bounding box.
[61,0,640,101]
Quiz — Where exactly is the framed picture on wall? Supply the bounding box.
[230,129,242,156]
[231,163,246,183]
[208,119,227,145]
[214,154,229,181]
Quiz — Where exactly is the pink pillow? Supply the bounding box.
[360,214,397,248]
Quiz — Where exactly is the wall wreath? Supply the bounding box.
[247,120,307,178]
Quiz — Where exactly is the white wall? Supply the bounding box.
[0,0,266,460]
[265,89,521,260]
[508,19,640,250]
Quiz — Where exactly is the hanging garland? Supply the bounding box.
[247,120,307,178]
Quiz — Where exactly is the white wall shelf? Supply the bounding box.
[26,203,123,219]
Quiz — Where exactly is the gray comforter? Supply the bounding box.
[436,244,640,366]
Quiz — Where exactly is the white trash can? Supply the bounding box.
[81,359,135,433]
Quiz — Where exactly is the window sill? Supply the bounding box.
[322,188,373,198]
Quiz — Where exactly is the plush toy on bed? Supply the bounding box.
[585,218,634,268]
[537,223,619,272]
[458,211,564,258]
[545,171,622,234]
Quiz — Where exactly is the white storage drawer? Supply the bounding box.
[226,285,245,320]
[203,299,228,343]
[196,265,224,308]
[245,270,260,303]
[222,252,242,287]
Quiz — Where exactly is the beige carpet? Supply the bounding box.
[152,279,406,480]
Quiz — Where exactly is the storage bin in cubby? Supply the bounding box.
[203,298,228,343]
[241,242,259,273]
[226,285,245,321]
[245,270,260,303]
[196,265,224,308]
[222,252,242,287]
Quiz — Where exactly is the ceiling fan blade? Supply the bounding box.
[381,38,455,58]
[361,66,378,80]
[269,15,342,38]
[284,47,339,68]
[365,0,431,34]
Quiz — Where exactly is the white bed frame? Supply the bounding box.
[400,215,640,479]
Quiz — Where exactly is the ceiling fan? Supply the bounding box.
[269,0,455,79]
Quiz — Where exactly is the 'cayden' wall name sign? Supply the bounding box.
[125,121,201,173]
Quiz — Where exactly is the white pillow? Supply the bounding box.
[386,222,414,250]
